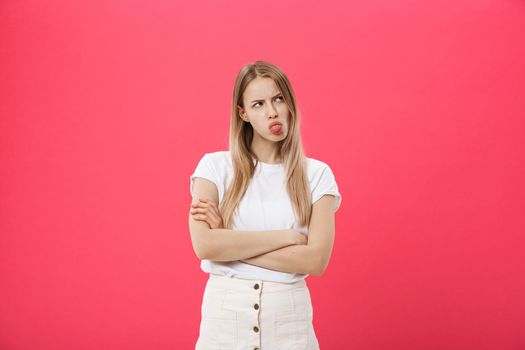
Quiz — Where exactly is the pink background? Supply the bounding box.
[1,0,524,349]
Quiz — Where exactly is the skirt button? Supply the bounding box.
[253,283,260,290]
[253,326,259,333]
[254,303,259,310]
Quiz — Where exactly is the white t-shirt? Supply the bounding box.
[189,150,341,283]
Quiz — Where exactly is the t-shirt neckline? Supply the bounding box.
[255,159,284,171]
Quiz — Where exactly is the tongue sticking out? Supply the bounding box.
[270,124,282,134]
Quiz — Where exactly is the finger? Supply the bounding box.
[205,206,222,224]
[197,202,216,214]
[198,202,213,212]
[193,214,210,224]
[209,207,223,224]
[202,203,219,216]
[192,203,220,222]
[195,199,210,207]
[191,209,215,223]
[190,207,207,214]
[193,206,218,226]
[206,209,219,222]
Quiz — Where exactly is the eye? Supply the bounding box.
[252,96,284,108]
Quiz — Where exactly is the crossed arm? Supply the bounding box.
[189,177,336,276]
[239,195,336,276]
[241,243,320,275]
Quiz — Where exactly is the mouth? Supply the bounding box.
[269,122,283,134]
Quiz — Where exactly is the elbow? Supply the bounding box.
[194,238,215,260]
[190,241,207,260]
[189,226,212,260]
[308,264,325,276]
[310,256,329,276]
[194,246,208,260]
[310,265,326,276]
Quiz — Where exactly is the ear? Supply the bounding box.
[237,105,247,121]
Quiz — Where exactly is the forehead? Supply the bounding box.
[244,77,280,99]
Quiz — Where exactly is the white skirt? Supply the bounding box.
[195,273,320,350]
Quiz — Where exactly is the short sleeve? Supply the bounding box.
[189,153,221,198]
[311,164,342,212]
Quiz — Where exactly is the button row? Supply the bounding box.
[253,283,261,349]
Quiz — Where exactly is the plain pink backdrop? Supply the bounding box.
[1,0,524,349]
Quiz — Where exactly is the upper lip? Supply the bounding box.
[269,121,282,128]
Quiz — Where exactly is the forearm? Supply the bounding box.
[241,244,319,275]
[201,228,295,261]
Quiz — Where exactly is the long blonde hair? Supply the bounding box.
[219,60,312,229]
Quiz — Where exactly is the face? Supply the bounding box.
[238,76,290,142]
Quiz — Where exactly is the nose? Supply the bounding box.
[267,102,278,118]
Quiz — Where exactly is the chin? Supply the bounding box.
[269,133,286,140]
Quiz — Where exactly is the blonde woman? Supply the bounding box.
[189,60,341,350]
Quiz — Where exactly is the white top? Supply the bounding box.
[189,150,342,283]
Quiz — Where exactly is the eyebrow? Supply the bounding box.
[250,92,282,104]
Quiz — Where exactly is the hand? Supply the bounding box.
[190,198,225,229]
[288,229,308,245]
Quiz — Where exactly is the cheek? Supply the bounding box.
[247,109,262,119]
[253,121,266,132]
[278,105,289,116]
[249,112,266,126]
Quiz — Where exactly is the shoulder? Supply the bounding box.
[203,150,230,165]
[306,156,342,210]
[198,150,231,175]
[305,156,331,174]
[305,156,339,186]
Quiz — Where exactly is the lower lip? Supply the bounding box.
[270,124,282,135]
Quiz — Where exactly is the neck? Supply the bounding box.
[251,135,281,164]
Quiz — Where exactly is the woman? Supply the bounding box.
[188,60,341,350]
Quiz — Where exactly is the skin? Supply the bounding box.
[190,198,224,229]
[190,76,337,275]
[238,76,289,164]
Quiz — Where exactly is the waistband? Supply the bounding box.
[207,273,307,293]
